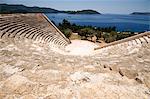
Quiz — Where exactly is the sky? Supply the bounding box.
[0,0,150,14]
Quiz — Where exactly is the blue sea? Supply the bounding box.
[46,13,150,32]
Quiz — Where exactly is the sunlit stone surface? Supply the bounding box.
[0,14,150,98]
[65,40,99,56]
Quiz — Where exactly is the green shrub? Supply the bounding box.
[63,28,72,38]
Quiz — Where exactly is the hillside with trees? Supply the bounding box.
[57,19,136,43]
[0,4,100,14]
[0,4,60,13]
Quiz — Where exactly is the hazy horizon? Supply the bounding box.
[0,0,150,14]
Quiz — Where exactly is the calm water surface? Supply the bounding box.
[46,13,150,32]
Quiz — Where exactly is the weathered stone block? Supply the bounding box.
[119,68,138,79]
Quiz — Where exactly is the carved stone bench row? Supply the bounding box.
[0,15,68,43]
[0,25,65,46]
[0,18,53,33]
[94,32,150,51]
[0,18,62,35]
[0,16,57,34]
[100,37,149,52]
[0,19,68,47]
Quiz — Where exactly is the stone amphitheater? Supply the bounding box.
[0,13,150,99]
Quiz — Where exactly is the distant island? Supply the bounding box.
[62,10,101,14]
[131,12,150,15]
[0,4,101,14]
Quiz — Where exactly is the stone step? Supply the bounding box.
[0,14,70,48]
[9,27,33,38]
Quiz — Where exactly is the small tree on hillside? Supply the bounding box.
[96,31,102,38]
[63,28,72,38]
[78,28,96,38]
[62,19,71,29]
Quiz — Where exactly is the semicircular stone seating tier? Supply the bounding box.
[94,32,150,55]
[0,14,70,48]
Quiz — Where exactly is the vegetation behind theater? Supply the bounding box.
[56,19,137,43]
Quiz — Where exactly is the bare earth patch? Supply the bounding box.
[65,40,99,56]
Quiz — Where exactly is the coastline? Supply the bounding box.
[46,13,150,32]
